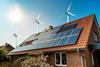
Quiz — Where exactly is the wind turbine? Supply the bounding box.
[13,33,18,46]
[33,13,45,33]
[65,2,76,23]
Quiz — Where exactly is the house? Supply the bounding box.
[8,14,100,67]
[0,43,14,53]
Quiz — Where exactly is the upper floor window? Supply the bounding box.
[55,52,67,66]
[93,32,99,43]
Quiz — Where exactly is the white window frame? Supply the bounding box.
[80,55,84,67]
[91,54,94,65]
[55,52,67,67]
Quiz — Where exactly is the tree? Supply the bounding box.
[0,49,7,62]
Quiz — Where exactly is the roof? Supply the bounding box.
[9,14,97,55]
[0,43,14,51]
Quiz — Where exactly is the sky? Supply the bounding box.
[0,0,100,47]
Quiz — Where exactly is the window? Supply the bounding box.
[93,32,99,43]
[91,54,94,65]
[55,52,67,66]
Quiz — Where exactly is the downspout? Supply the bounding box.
[77,48,84,67]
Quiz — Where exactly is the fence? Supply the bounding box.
[0,62,21,67]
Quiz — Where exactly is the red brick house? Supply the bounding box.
[9,14,100,67]
[0,43,14,53]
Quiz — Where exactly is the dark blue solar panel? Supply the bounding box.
[66,35,78,44]
[32,43,41,49]
[45,39,61,48]
[50,39,61,47]
[64,30,73,36]
[52,25,63,32]
[59,23,77,32]
[54,32,65,39]
[71,28,82,34]
[36,42,47,48]
[48,34,56,39]
[58,37,68,46]
[46,40,54,47]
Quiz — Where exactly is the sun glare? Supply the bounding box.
[8,5,23,24]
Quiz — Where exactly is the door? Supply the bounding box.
[93,50,100,67]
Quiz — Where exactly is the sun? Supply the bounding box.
[8,5,23,24]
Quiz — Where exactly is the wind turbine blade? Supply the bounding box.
[68,12,76,16]
[38,20,45,24]
[67,2,72,11]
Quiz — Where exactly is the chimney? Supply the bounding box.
[45,25,53,31]
[47,25,53,31]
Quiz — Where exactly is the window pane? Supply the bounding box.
[62,53,66,65]
[56,53,60,64]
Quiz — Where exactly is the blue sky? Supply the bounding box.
[0,0,100,47]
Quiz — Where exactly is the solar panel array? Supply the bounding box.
[11,27,82,52]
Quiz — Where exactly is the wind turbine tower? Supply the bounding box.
[13,33,18,46]
[34,13,45,33]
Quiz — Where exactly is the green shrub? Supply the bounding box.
[14,54,51,67]
[0,49,6,62]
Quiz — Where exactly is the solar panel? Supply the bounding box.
[50,39,61,47]
[59,23,77,32]
[58,37,68,46]
[52,25,63,32]
[36,42,45,49]
[48,34,56,39]
[25,25,62,44]
[11,45,33,52]
[66,35,78,44]
[64,30,73,36]
[71,28,82,35]
[54,28,82,46]
[11,28,82,53]
[46,40,55,47]
[54,32,65,39]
